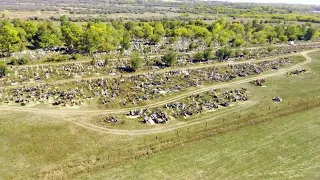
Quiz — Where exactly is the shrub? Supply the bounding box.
[242,49,250,56]
[162,51,177,67]
[203,48,214,60]
[8,57,30,65]
[267,45,275,53]
[130,52,143,71]
[216,47,233,61]
[193,52,204,61]
[71,54,82,60]
[0,61,9,78]
[91,57,97,65]
[46,55,72,62]
[189,42,196,50]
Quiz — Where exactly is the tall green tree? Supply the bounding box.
[305,27,319,40]
[81,22,120,54]
[131,26,144,38]
[0,24,22,56]
[263,25,277,43]
[154,21,165,37]
[286,25,298,41]
[32,21,62,48]
[16,27,27,51]
[61,21,83,51]
[252,31,267,44]
[275,24,288,42]
[22,21,38,43]
[82,24,103,54]
[142,23,154,39]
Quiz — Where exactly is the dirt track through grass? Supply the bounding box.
[70,101,255,135]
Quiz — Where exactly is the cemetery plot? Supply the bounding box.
[2,61,121,86]
[121,88,249,125]
[2,42,319,87]
[124,37,199,55]
[0,57,293,109]
[92,88,249,128]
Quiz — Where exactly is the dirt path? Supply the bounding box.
[69,102,256,135]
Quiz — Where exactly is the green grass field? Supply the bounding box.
[1,51,320,179]
[77,106,320,179]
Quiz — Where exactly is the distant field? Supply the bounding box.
[0,10,223,21]
[1,10,72,19]
[3,10,318,27]
[3,9,320,29]
[1,51,320,179]
[0,10,173,19]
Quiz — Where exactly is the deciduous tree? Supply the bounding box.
[0,24,22,56]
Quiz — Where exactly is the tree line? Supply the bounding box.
[0,17,319,57]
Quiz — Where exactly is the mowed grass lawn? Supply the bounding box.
[1,51,320,179]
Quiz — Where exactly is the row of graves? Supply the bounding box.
[79,57,292,108]
[273,42,320,55]
[251,78,266,86]
[9,49,60,62]
[0,84,87,107]
[124,88,249,124]
[224,42,320,62]
[1,59,126,86]
[0,57,292,108]
[229,42,320,62]
[124,40,320,61]
[1,42,317,87]
[123,37,205,56]
[287,69,309,75]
